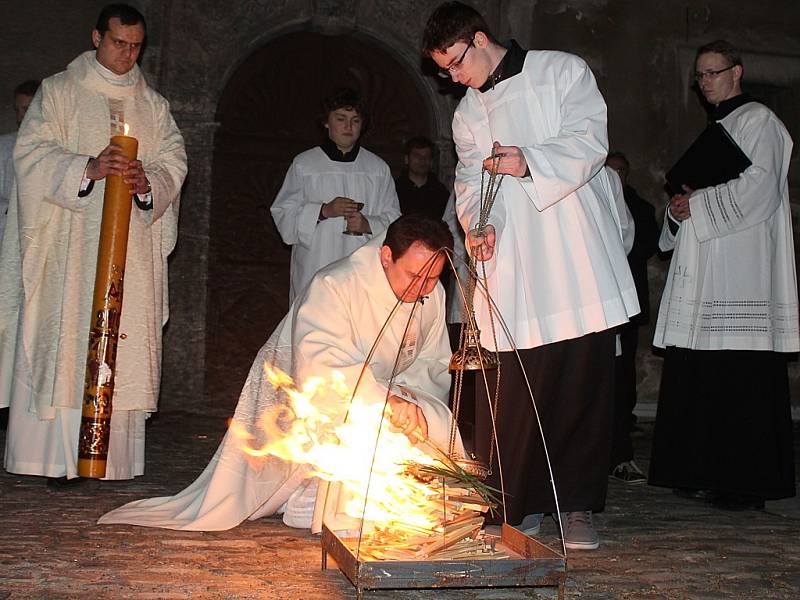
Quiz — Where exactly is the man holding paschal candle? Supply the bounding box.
[0,3,187,483]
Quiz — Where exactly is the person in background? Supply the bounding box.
[0,80,40,247]
[0,79,40,432]
[395,136,449,219]
[271,87,400,303]
[649,40,797,511]
[605,151,658,484]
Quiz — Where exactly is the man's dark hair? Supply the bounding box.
[404,136,436,156]
[320,87,368,125]
[14,80,40,98]
[606,151,629,168]
[96,3,147,35]
[384,214,454,260]
[696,40,742,67]
[422,1,495,57]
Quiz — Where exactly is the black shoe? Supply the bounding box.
[672,488,718,501]
[710,493,765,511]
[609,461,647,484]
[46,476,88,489]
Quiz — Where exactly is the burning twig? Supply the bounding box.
[231,364,509,561]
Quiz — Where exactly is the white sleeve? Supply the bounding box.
[607,168,635,255]
[13,81,95,214]
[362,162,401,235]
[453,110,507,243]
[143,99,187,224]
[517,55,609,211]
[292,275,389,407]
[270,159,323,248]
[690,111,790,242]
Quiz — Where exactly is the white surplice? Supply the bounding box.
[452,50,639,351]
[271,146,401,302]
[0,51,187,479]
[607,167,636,256]
[654,101,798,352]
[98,236,460,532]
[443,169,630,329]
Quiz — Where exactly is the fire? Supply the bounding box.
[123,122,130,136]
[228,364,506,561]
[229,364,445,531]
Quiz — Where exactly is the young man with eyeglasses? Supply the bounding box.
[649,40,797,511]
[271,88,401,303]
[422,2,639,550]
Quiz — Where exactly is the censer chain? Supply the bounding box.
[448,148,505,468]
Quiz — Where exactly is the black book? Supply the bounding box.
[665,122,752,195]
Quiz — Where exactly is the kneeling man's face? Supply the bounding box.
[381,241,445,303]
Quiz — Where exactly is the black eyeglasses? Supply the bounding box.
[694,64,735,82]
[437,39,475,79]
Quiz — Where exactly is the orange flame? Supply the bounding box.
[229,364,454,531]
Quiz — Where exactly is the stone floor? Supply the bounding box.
[0,413,798,600]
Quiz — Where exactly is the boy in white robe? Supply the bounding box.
[423,2,639,550]
[0,4,187,481]
[99,214,461,532]
[649,40,797,510]
[271,88,401,302]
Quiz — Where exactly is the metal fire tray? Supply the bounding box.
[321,523,566,599]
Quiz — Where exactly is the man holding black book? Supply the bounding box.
[649,40,797,510]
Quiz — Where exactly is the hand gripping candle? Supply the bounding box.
[77,131,138,478]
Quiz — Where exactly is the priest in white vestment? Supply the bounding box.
[271,88,401,302]
[649,41,798,510]
[0,5,187,481]
[99,214,460,532]
[424,2,639,550]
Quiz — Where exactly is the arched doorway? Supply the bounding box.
[205,30,433,408]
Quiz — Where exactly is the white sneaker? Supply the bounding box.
[514,513,544,536]
[558,511,599,550]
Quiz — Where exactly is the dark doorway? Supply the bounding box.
[206,30,433,409]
